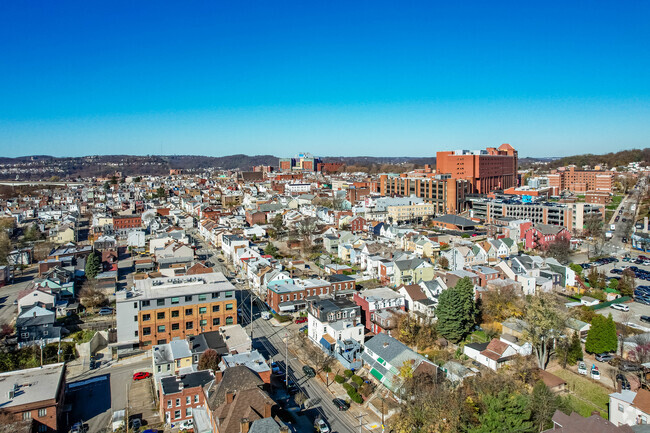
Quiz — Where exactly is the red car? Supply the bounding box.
[133,372,151,381]
[295,317,308,324]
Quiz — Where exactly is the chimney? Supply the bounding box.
[263,402,272,418]
[279,426,289,433]
[239,418,250,433]
[226,391,234,404]
[214,370,223,383]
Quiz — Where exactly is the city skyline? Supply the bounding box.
[1,1,649,158]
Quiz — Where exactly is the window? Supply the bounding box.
[171,310,179,318]
[194,394,199,403]
[157,325,166,332]
[213,318,220,326]
[157,339,167,345]
[185,295,193,302]
[38,425,47,433]
[141,300,150,307]
[167,399,172,408]
[133,315,138,322]
[157,312,165,320]
[199,307,207,314]
[22,412,31,420]
[142,327,151,336]
[157,299,165,306]
[226,316,234,325]
[134,302,139,308]
[172,323,180,330]
[225,291,234,298]
[186,407,192,417]
[212,292,219,299]
[186,321,194,330]
[176,398,181,407]
[619,403,624,412]
[174,410,181,419]
[185,308,193,316]
[200,319,207,327]
[38,408,47,417]
[198,294,207,301]
[171,297,180,305]
[186,396,191,404]
[134,330,139,337]
[212,305,220,313]
[21,332,29,338]
[226,303,234,311]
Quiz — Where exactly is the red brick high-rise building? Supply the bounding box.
[547,166,613,195]
[436,144,518,194]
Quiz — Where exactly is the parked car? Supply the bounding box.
[620,362,641,372]
[616,373,631,390]
[70,422,87,433]
[299,325,308,333]
[332,398,350,411]
[132,371,151,381]
[178,420,193,430]
[315,419,330,433]
[577,361,587,375]
[641,315,650,323]
[591,366,601,380]
[129,418,142,430]
[295,317,308,324]
[596,353,614,362]
[98,307,114,316]
[611,303,630,312]
[303,365,316,378]
[271,362,283,375]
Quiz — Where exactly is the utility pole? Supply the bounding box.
[355,413,367,433]
[250,289,254,344]
[285,331,289,388]
[125,382,129,433]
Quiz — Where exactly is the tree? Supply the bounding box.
[436,277,477,342]
[79,281,107,310]
[556,332,583,368]
[156,186,166,198]
[583,214,603,238]
[438,256,449,270]
[530,381,559,432]
[0,232,10,266]
[272,213,284,230]
[396,315,420,347]
[568,263,583,277]
[85,251,101,279]
[467,391,534,433]
[521,293,566,369]
[544,236,571,264]
[480,283,524,323]
[585,314,617,354]
[264,242,278,258]
[587,267,606,290]
[197,349,220,371]
[618,269,635,297]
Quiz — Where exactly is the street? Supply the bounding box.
[65,356,151,433]
[0,268,38,326]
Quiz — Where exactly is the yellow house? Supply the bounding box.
[50,225,76,244]
[152,340,195,381]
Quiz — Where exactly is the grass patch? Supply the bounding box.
[552,368,610,417]
[465,330,490,343]
[606,195,624,210]
[562,394,607,419]
[273,313,292,323]
[72,329,96,344]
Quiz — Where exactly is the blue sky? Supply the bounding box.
[1,1,649,158]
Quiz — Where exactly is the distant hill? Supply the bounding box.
[546,148,650,169]
[0,154,439,180]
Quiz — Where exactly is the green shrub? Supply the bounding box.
[342,382,354,393]
[347,388,363,403]
[344,369,354,378]
[334,375,345,384]
[351,375,364,386]
[273,313,292,323]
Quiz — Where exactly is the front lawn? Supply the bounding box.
[552,368,610,418]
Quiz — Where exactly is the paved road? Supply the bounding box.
[66,356,151,433]
[0,268,37,325]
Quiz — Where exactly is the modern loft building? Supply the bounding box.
[436,144,518,194]
[116,273,237,349]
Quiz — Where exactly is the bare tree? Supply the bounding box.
[79,280,107,310]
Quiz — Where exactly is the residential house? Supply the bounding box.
[160,370,215,427]
[353,287,406,335]
[609,389,650,427]
[544,410,634,432]
[393,258,434,286]
[463,338,519,371]
[16,306,62,348]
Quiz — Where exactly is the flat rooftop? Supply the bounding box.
[0,363,65,409]
[119,272,235,301]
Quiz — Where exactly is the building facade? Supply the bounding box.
[436,144,518,194]
[547,167,614,194]
[379,174,471,214]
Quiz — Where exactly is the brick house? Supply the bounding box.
[353,287,406,334]
[0,363,66,433]
[523,224,571,250]
[245,211,267,226]
[348,216,367,233]
[160,370,214,426]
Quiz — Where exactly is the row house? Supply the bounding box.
[160,370,214,427]
[353,287,406,334]
[266,277,333,313]
[307,298,364,370]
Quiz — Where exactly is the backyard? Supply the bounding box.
[551,367,610,418]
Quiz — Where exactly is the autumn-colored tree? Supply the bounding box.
[198,348,220,371]
[480,284,524,323]
[618,268,635,297]
[521,293,566,369]
[438,256,449,270]
[79,280,107,310]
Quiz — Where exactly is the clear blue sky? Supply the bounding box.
[1,1,649,158]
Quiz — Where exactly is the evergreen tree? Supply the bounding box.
[436,277,477,342]
[530,381,559,432]
[568,332,583,365]
[585,314,617,354]
[467,391,534,433]
[84,251,101,279]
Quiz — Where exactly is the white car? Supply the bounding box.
[316,419,330,433]
[611,304,630,312]
[178,420,194,430]
[577,361,587,375]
